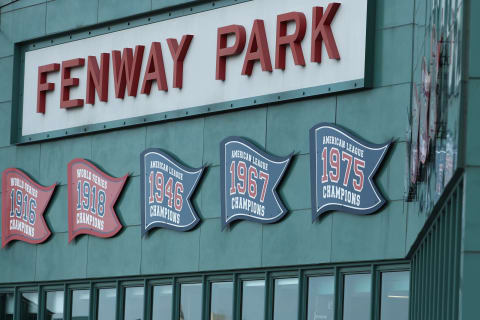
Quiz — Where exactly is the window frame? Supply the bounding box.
[0,260,409,320]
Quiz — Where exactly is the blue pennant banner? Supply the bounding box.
[140,149,204,235]
[310,123,391,220]
[221,137,292,230]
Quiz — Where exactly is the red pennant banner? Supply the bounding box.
[2,168,55,247]
[68,159,127,242]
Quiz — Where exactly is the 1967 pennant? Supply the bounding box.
[310,123,391,220]
[140,149,204,234]
[221,137,291,229]
[68,159,127,242]
[2,168,55,247]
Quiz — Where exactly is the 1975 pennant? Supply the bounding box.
[68,159,127,242]
[310,123,390,219]
[221,137,291,229]
[2,168,55,247]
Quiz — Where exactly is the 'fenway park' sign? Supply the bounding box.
[18,0,372,141]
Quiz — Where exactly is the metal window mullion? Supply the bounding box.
[453,185,462,319]
[39,285,45,320]
[172,277,179,320]
[409,254,416,320]
[437,209,443,320]
[429,225,435,320]
[446,193,455,320]
[370,265,378,320]
[234,273,243,320]
[433,221,440,320]
[334,267,342,320]
[116,280,122,320]
[201,275,207,320]
[143,279,149,320]
[298,269,305,320]
[422,233,430,320]
[234,274,241,320]
[65,283,70,320]
[417,244,424,320]
[441,205,449,320]
[265,271,271,320]
[91,283,97,320]
[414,254,419,320]
[420,237,426,320]
[12,286,18,320]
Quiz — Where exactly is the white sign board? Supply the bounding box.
[21,0,370,138]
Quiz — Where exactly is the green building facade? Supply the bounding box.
[0,0,477,319]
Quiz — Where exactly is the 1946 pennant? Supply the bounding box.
[140,149,204,234]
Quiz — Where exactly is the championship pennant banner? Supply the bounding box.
[140,149,204,234]
[310,123,390,219]
[68,159,127,242]
[2,168,55,247]
[221,137,291,229]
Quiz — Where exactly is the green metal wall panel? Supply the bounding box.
[408,172,463,320]
[0,0,428,286]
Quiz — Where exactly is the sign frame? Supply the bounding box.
[9,0,375,144]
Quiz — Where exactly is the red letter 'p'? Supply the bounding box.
[216,25,246,81]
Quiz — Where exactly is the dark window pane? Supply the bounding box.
[307,276,334,320]
[152,285,172,320]
[273,278,298,320]
[98,289,116,320]
[0,292,14,320]
[343,274,371,320]
[46,291,64,320]
[180,283,202,320]
[71,290,90,319]
[124,287,144,320]
[210,282,233,320]
[20,292,39,320]
[242,280,265,320]
[380,272,410,320]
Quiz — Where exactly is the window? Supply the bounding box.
[20,292,39,319]
[210,282,233,320]
[273,278,298,320]
[343,274,371,320]
[152,285,173,320]
[307,276,334,320]
[97,288,116,320]
[0,292,14,320]
[241,280,265,320]
[71,289,90,319]
[45,291,64,320]
[380,271,410,320]
[180,283,202,320]
[124,287,144,320]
